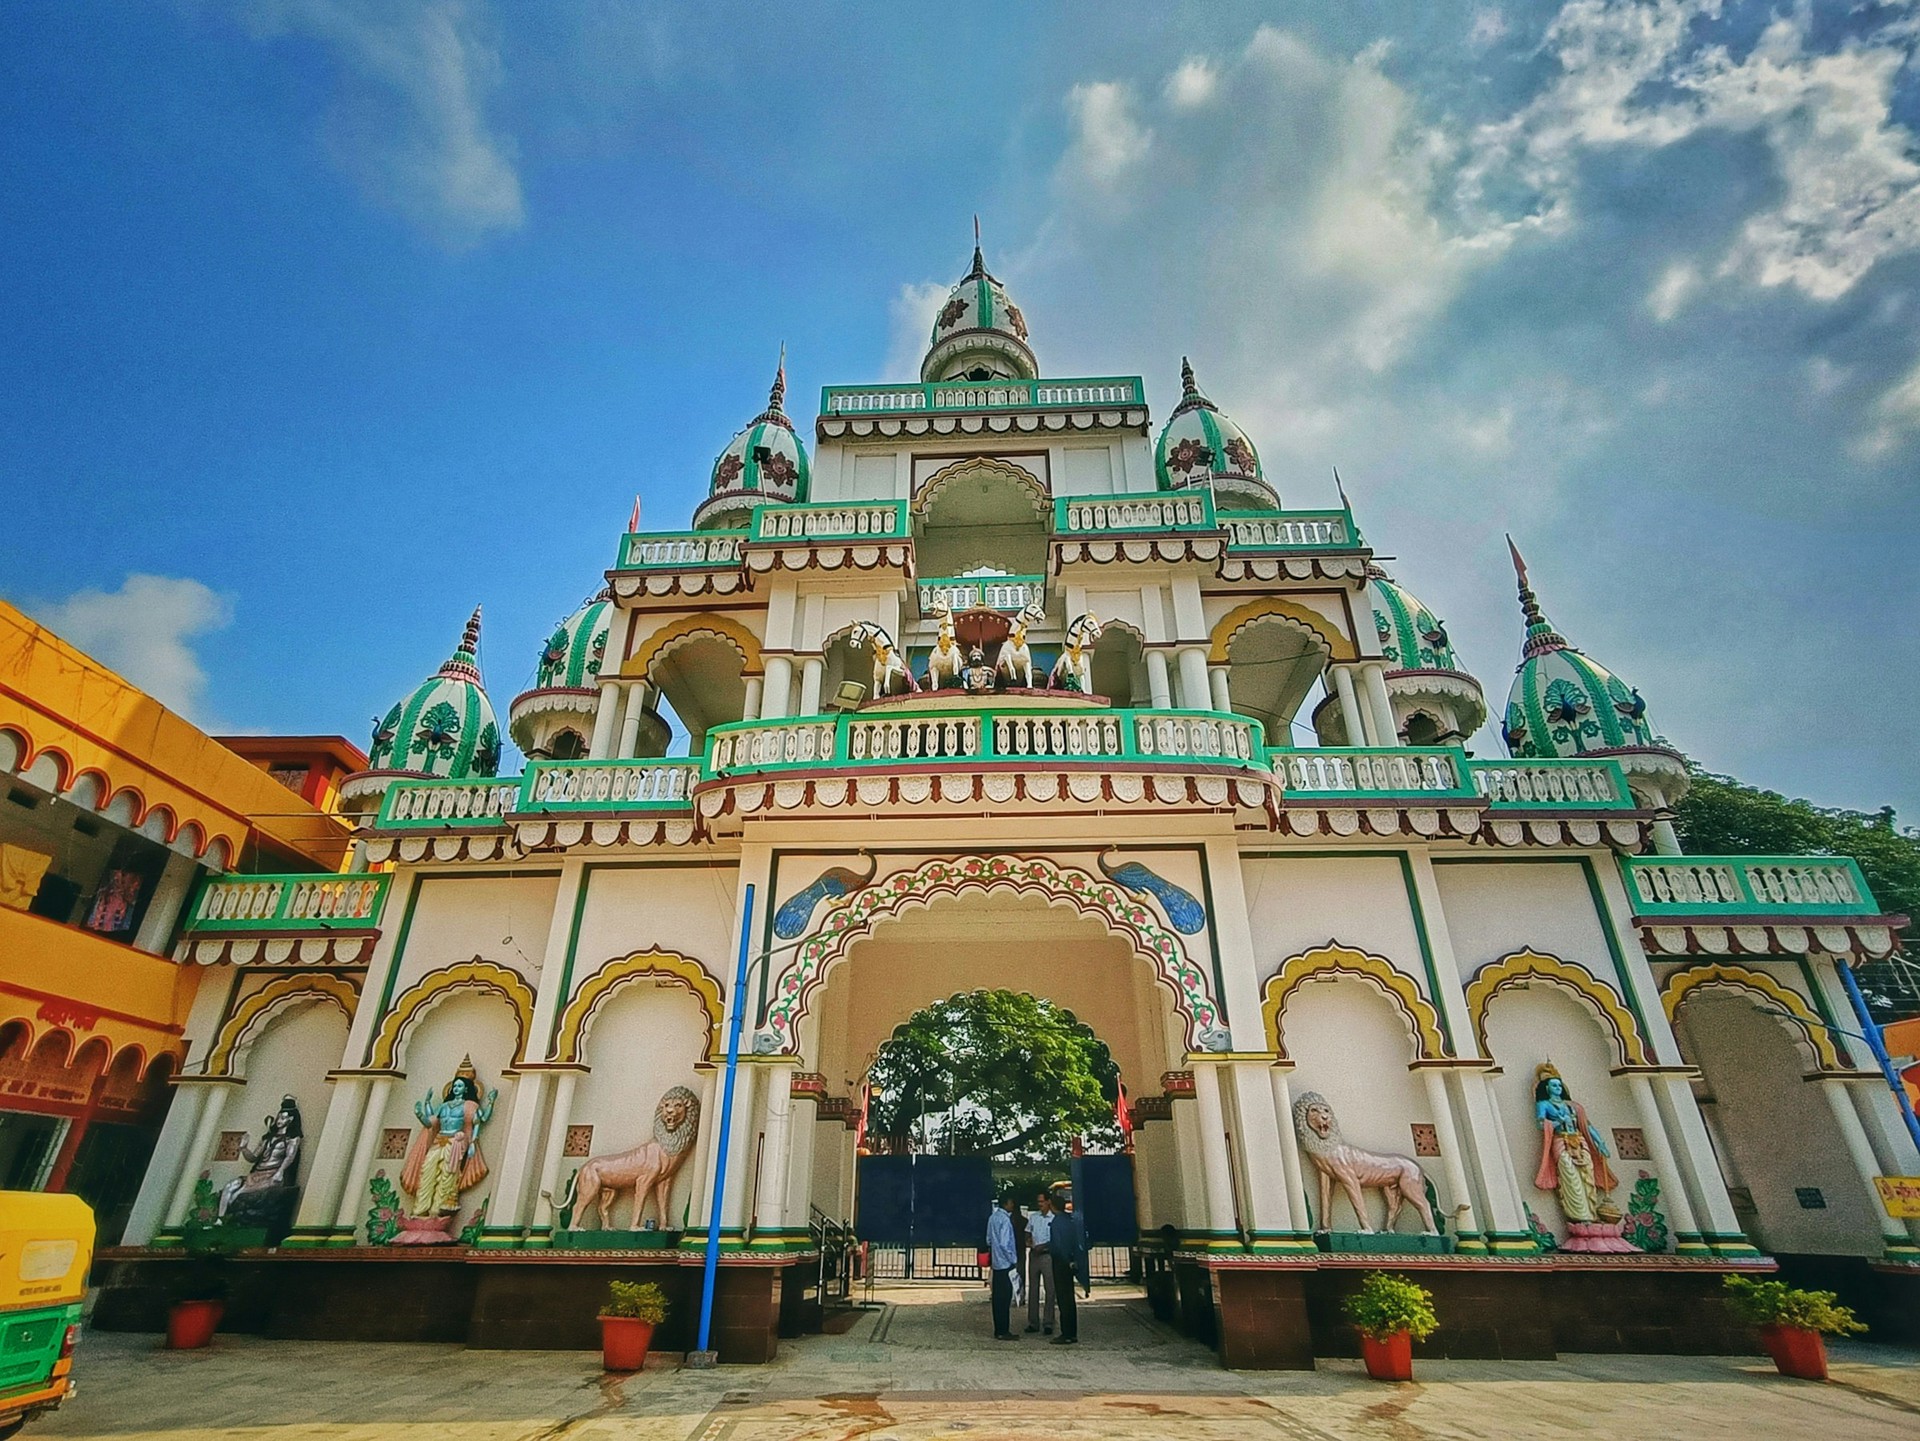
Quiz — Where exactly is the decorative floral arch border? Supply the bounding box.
[1661,962,1842,1073]
[1260,942,1448,1060]
[552,949,725,1063]
[368,959,535,1070]
[763,855,1222,1054]
[627,612,763,681]
[911,456,1050,522]
[1208,597,1353,665]
[205,974,360,1078]
[1464,948,1650,1068]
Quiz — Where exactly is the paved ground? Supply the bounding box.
[40,1282,1920,1440]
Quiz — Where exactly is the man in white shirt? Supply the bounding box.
[985,1194,1019,1340]
[1023,1190,1056,1334]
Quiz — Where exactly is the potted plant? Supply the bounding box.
[168,1190,242,1350]
[598,1280,668,1372]
[1341,1271,1439,1382]
[1722,1275,1865,1380]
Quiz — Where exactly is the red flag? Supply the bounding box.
[627,494,642,533]
[1115,1083,1134,1151]
[853,1075,871,1155]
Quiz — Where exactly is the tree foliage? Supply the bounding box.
[865,990,1121,1161]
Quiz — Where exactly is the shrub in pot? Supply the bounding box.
[599,1280,668,1372]
[1341,1271,1438,1382]
[1722,1275,1864,1381]
[167,1219,242,1350]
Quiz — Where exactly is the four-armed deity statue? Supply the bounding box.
[394,1056,497,1244]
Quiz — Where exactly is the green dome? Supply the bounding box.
[533,589,612,690]
[1500,545,1664,761]
[367,607,502,779]
[693,358,810,531]
[921,239,1038,383]
[1369,566,1463,674]
[1154,360,1278,509]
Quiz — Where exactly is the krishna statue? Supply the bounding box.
[1531,1062,1637,1252]
[392,1055,498,1244]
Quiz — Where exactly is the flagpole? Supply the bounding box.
[692,882,755,1365]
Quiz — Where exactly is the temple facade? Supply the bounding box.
[107,245,1917,1364]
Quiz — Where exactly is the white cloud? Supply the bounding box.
[1648,261,1700,320]
[33,576,234,724]
[1467,7,1509,51]
[239,0,522,244]
[1854,355,1920,458]
[1163,57,1217,110]
[884,280,949,382]
[1060,80,1152,190]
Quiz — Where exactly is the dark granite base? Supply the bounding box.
[1772,1252,1920,1347]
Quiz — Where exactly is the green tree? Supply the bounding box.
[865,990,1122,1161]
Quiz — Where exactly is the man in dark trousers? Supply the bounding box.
[985,1193,1019,1340]
[1047,1198,1089,1344]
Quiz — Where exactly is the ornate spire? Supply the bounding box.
[438,605,484,684]
[969,214,986,278]
[752,345,793,429]
[1507,537,1568,658]
[1170,355,1218,418]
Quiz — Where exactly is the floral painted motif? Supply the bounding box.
[1622,1171,1669,1253]
[538,625,571,687]
[413,700,463,762]
[365,1170,403,1246]
[937,294,969,330]
[1166,436,1213,474]
[1005,301,1028,340]
[1375,609,1399,664]
[758,450,798,488]
[472,721,502,777]
[1222,435,1257,474]
[713,453,744,489]
[762,855,1220,1052]
[1501,702,1533,757]
[587,630,606,675]
[1542,677,1601,752]
[1523,1203,1559,1253]
[1414,608,1453,668]
[370,702,402,765]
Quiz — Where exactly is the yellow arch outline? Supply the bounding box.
[1209,597,1353,665]
[1260,942,1448,1060]
[552,949,726,1063]
[627,612,764,681]
[912,456,1050,522]
[369,959,534,1070]
[206,974,360,1079]
[1465,948,1651,1068]
[1661,962,1842,1073]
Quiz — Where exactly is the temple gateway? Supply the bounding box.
[103,244,1916,1366]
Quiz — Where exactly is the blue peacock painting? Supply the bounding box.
[1097,854,1206,934]
[773,854,878,939]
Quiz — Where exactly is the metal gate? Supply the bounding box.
[855,1154,994,1280]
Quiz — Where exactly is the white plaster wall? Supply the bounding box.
[390,873,561,993]
[1242,856,1425,995]
[1482,986,1657,1241]
[200,1001,349,1200]
[373,990,523,1230]
[562,983,710,1229]
[1434,860,1615,978]
[1059,445,1115,495]
[1280,978,1450,1232]
[1675,992,1884,1256]
[569,865,738,995]
[1084,589,1147,633]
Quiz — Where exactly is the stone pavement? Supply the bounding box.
[44,1282,1920,1440]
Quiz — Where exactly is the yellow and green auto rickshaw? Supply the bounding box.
[0,1193,91,1437]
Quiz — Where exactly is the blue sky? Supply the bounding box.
[2,1,1917,817]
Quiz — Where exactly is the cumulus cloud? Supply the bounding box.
[1648,261,1700,320]
[883,280,949,383]
[1163,57,1217,110]
[33,576,234,724]
[1060,80,1152,191]
[1855,355,1920,458]
[239,0,522,244]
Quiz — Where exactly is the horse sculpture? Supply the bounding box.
[925,602,963,690]
[998,601,1047,689]
[556,1086,702,1232]
[849,621,916,699]
[1292,1090,1438,1235]
[1050,613,1101,693]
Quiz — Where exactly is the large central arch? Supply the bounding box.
[761,855,1223,1054]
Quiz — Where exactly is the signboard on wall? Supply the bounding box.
[1874,1175,1920,1218]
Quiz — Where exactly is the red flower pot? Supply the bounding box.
[166,1299,224,1350]
[599,1315,655,1372]
[1758,1323,1828,1381]
[1359,1328,1414,1382]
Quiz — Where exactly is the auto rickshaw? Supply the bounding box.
[0,1193,91,1437]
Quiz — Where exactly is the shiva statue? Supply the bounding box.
[217,1094,303,1226]
[400,1056,497,1221]
[1532,1062,1636,1252]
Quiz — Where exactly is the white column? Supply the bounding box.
[1268,1067,1311,1229]
[1190,1065,1238,1240]
[1453,1069,1530,1241]
[1175,646,1211,712]
[787,1095,818,1232]
[164,1082,236,1226]
[1847,1081,1920,1248]
[755,1063,796,1234]
[681,1066,720,1235]
[760,657,794,720]
[588,682,622,759]
[742,676,764,721]
[1227,1061,1297,1240]
[1362,662,1398,745]
[1207,666,1232,714]
[1145,650,1173,710]
[719,1063,763,1232]
[1822,1079,1910,1249]
[1330,665,1370,745]
[1653,1074,1750,1249]
[334,1076,394,1235]
[291,1075,368,1236]
[486,1071,551,1230]
[134,852,201,955]
[797,657,824,716]
[1418,1067,1480,1245]
[1623,1071,1703,1250]
[149,1084,208,1229]
[616,681,649,758]
[533,1071,580,1232]
[1651,820,1683,856]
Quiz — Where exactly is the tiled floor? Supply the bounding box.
[40,1283,1920,1440]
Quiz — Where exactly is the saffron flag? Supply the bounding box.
[1115,1083,1134,1151]
[627,494,642,533]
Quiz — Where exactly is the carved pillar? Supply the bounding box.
[1175,647,1210,712]
[1267,1065,1311,1230]
[753,1060,798,1238]
[1653,1074,1757,1255]
[532,1070,581,1236]
[1822,1077,1912,1252]
[289,1075,368,1242]
[616,682,650,758]
[718,1062,763,1234]
[1207,666,1232,714]
[1226,1060,1306,1248]
[1621,1069,1706,1254]
[1189,1064,1238,1245]
[1414,1064,1482,1249]
[1330,665,1370,745]
[163,1080,239,1227]
[1362,663,1398,744]
[1145,650,1173,710]
[797,657,824,716]
[760,657,794,720]
[134,851,201,956]
[333,1075,394,1238]
[483,1070,551,1237]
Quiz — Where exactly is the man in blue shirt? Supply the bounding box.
[985,1194,1019,1340]
[1047,1199,1089,1344]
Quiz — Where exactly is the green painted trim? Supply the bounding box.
[821,376,1144,417]
[1397,852,1454,1052]
[1620,855,1880,918]
[1485,1234,1542,1254]
[543,868,595,1055]
[1452,1237,1489,1254]
[1796,957,1856,1068]
[1051,489,1218,536]
[473,1228,527,1250]
[1709,1239,1764,1258]
[362,875,423,1067]
[181,872,392,936]
[1581,856,1659,1064]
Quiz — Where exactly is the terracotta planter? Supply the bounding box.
[1359,1328,1414,1381]
[1758,1323,1828,1381]
[166,1299,224,1350]
[599,1315,655,1372]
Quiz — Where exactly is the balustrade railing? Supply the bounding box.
[1053,492,1217,535]
[917,575,1045,613]
[820,376,1143,416]
[376,778,521,828]
[751,500,908,542]
[519,760,697,812]
[1221,510,1355,549]
[1470,759,1632,809]
[617,530,745,569]
[1274,747,1471,798]
[184,872,392,933]
[1623,855,1876,916]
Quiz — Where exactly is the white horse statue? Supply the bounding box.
[925,602,963,690]
[998,602,1047,689]
[1050,613,1101,693]
[849,621,916,699]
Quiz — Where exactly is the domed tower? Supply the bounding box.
[1154,359,1278,510]
[692,355,811,532]
[339,607,502,818]
[921,230,1037,383]
[1312,564,1487,747]
[1500,540,1688,846]
[508,588,660,762]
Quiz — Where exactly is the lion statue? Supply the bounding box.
[557,1086,702,1232]
[1292,1090,1437,1235]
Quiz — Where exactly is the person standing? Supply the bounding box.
[1023,1190,1055,1334]
[1048,1198,1089,1344]
[985,1194,1019,1340]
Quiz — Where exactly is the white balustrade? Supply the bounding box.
[755,505,902,540]
[1628,861,1745,907]
[383,780,519,824]
[283,877,388,923]
[1058,496,1211,533]
[194,879,286,924]
[1278,750,1459,793]
[710,722,838,771]
[1224,514,1349,548]
[622,533,743,568]
[1135,714,1256,762]
[1744,861,1863,907]
[1627,857,1864,910]
[992,713,1124,759]
[527,762,694,808]
[1033,381,1139,406]
[1472,762,1622,806]
[917,578,1044,613]
[825,388,929,414]
[849,715,983,762]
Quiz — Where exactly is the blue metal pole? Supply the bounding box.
[698,882,755,1355]
[1835,959,1920,1156]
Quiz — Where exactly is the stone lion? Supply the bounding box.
[1292,1090,1437,1235]
[558,1086,701,1232]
